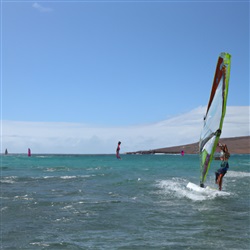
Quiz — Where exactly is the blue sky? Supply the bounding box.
[1,1,249,153]
[2,0,249,125]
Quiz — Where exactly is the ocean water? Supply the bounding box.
[1,154,249,250]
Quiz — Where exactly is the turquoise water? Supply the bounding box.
[1,154,250,249]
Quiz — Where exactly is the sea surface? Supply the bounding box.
[1,154,250,249]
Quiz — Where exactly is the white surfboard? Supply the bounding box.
[187,182,218,192]
[187,182,231,196]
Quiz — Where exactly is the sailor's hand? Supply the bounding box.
[215,129,221,136]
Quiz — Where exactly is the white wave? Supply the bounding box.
[1,207,8,212]
[157,178,230,202]
[55,216,72,222]
[62,205,73,210]
[60,175,93,180]
[1,176,17,184]
[4,176,17,179]
[14,194,33,201]
[43,176,54,179]
[0,179,15,184]
[45,168,56,172]
[60,176,76,179]
[30,242,50,247]
[226,171,250,178]
[42,175,92,180]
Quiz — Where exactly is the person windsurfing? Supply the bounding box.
[215,143,230,190]
[116,141,121,159]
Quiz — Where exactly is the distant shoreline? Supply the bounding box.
[2,136,249,155]
[126,136,250,155]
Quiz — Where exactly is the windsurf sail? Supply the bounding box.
[199,52,231,187]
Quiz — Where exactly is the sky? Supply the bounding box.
[1,0,249,154]
[2,107,249,154]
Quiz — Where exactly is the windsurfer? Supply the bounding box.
[116,141,121,159]
[215,143,230,190]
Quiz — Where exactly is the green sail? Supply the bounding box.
[199,52,231,186]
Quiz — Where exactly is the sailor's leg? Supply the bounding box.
[217,174,224,191]
[215,171,220,183]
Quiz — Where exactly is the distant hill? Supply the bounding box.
[126,136,250,155]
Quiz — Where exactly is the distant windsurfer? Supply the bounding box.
[116,141,121,159]
[215,143,230,190]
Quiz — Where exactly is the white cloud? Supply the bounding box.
[32,3,53,12]
[1,106,249,154]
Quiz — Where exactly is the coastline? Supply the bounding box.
[126,136,250,155]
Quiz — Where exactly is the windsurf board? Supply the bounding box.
[187,182,218,192]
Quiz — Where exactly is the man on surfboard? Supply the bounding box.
[116,141,121,159]
[215,143,230,190]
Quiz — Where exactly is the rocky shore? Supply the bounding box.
[126,136,250,155]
